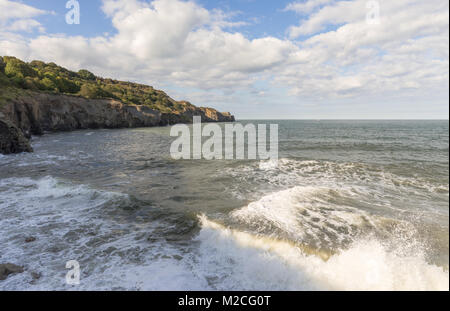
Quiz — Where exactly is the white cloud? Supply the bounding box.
[278,0,449,100]
[288,0,448,37]
[0,0,46,22]
[7,19,45,33]
[0,0,47,33]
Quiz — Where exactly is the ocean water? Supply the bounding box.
[0,120,448,290]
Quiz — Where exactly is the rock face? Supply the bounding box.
[0,92,234,154]
[159,101,235,125]
[0,263,24,281]
[1,93,162,137]
[0,115,33,154]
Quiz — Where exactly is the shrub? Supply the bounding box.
[79,84,102,98]
[40,77,57,91]
[0,71,10,86]
[55,77,80,94]
[29,60,46,69]
[0,56,5,73]
[78,69,96,81]
[4,57,37,78]
[11,75,25,88]
[23,77,39,90]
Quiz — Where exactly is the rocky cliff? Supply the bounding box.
[0,91,235,154]
[0,114,33,154]
[0,56,235,154]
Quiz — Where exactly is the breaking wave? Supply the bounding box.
[196,215,449,291]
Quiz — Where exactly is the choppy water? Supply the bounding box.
[0,120,448,290]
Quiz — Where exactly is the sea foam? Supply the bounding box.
[195,215,449,291]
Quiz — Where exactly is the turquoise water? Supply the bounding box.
[0,120,448,290]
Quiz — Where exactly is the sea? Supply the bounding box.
[0,120,448,290]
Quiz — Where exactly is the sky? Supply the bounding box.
[0,0,448,119]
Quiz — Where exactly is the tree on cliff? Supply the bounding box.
[78,69,96,81]
[78,84,111,99]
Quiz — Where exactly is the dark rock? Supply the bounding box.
[29,271,42,284]
[25,236,36,243]
[0,116,33,155]
[31,271,41,280]
[0,263,24,281]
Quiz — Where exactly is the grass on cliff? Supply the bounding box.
[0,56,194,114]
[0,83,32,109]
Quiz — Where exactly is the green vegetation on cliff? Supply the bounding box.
[0,56,194,113]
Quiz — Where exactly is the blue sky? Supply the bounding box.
[19,0,301,38]
[0,0,449,119]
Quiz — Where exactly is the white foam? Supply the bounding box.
[233,158,449,195]
[0,176,210,291]
[231,186,378,249]
[258,159,280,170]
[222,158,450,226]
[0,176,144,290]
[196,215,449,291]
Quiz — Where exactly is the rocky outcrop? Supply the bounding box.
[0,263,24,281]
[1,93,162,137]
[0,114,33,154]
[200,108,235,122]
[0,92,234,154]
[159,101,235,125]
